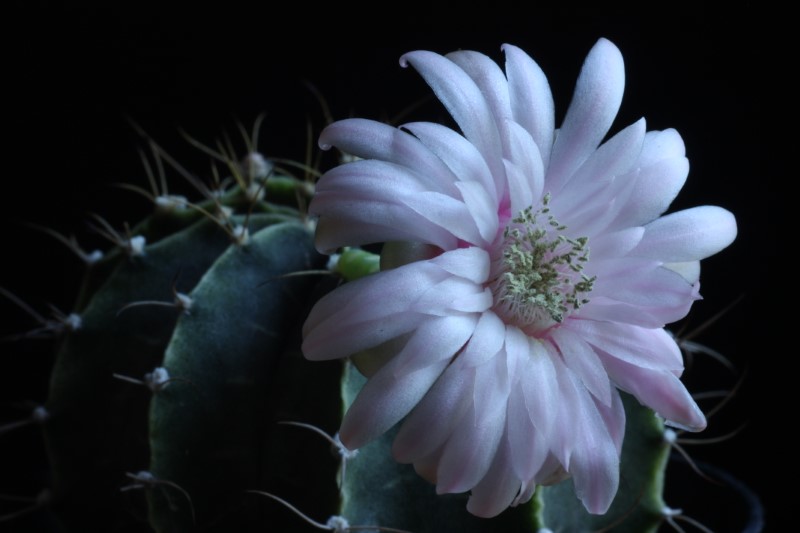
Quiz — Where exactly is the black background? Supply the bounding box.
[2,2,783,531]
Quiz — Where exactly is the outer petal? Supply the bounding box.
[552,356,619,514]
[506,336,552,481]
[551,118,645,219]
[454,180,500,244]
[664,260,701,284]
[393,309,505,462]
[634,205,738,262]
[435,361,508,493]
[502,43,555,169]
[589,227,645,260]
[339,314,477,449]
[504,120,545,212]
[547,38,626,194]
[302,263,444,359]
[402,191,487,245]
[601,355,707,432]
[564,320,684,371]
[304,250,488,360]
[311,160,461,251]
[549,327,613,406]
[318,118,459,194]
[404,121,500,203]
[610,156,690,229]
[400,51,506,188]
[587,258,700,324]
[430,246,491,283]
[465,428,521,518]
[393,363,474,462]
[638,128,686,166]
[447,50,514,158]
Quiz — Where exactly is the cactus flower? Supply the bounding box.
[302,38,737,518]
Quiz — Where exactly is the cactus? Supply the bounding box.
[0,119,745,533]
[2,43,753,531]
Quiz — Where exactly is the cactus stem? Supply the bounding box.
[121,471,195,525]
[0,489,51,524]
[246,491,412,533]
[661,507,714,533]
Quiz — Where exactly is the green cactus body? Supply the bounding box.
[146,221,329,531]
[41,212,302,529]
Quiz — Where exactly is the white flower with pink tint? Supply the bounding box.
[302,38,736,517]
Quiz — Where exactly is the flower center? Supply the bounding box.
[490,195,595,331]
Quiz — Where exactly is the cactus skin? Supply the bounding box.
[11,128,703,533]
[43,214,290,530]
[146,221,328,531]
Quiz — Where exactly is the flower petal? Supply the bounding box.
[551,118,645,218]
[454,180,500,244]
[552,356,619,514]
[601,356,707,432]
[402,191,486,245]
[611,156,690,229]
[664,260,701,284]
[435,365,508,493]
[465,430,521,518]
[547,38,626,194]
[589,227,645,260]
[318,118,458,194]
[549,328,613,406]
[638,128,686,166]
[447,50,514,157]
[634,205,738,262]
[587,258,700,324]
[504,120,545,213]
[302,263,445,360]
[502,43,555,169]
[564,320,684,372]
[340,315,476,449]
[393,364,474,463]
[403,121,499,203]
[400,51,506,188]
[311,160,461,251]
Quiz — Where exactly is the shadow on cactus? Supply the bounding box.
[1,41,762,533]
